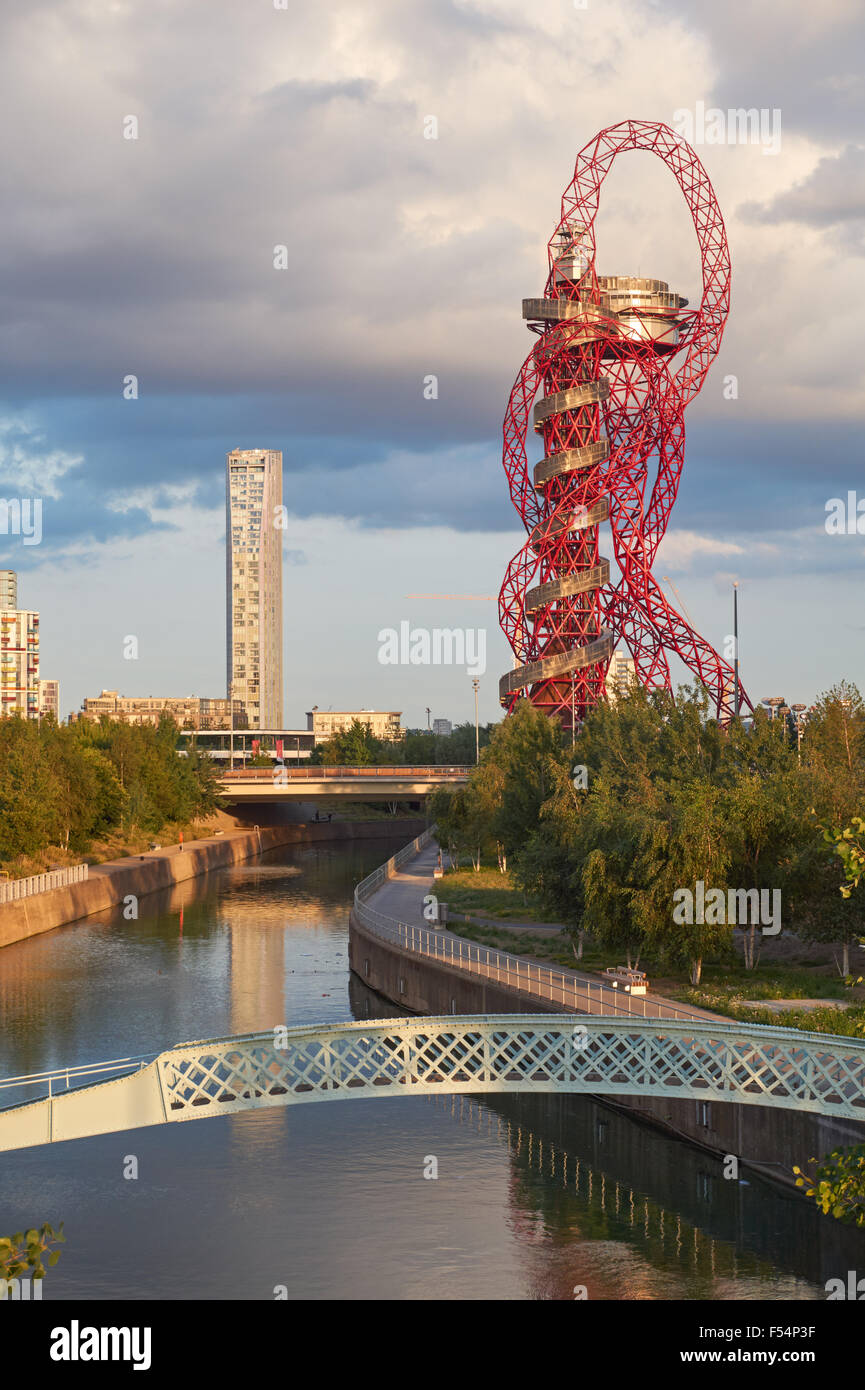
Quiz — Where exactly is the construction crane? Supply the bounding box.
[662,575,735,710]
[661,575,696,628]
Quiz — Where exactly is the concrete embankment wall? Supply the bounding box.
[348,910,865,1190]
[0,819,426,951]
[350,910,569,1017]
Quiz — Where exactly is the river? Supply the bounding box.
[0,834,856,1300]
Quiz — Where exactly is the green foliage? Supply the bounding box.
[449,678,865,987]
[310,719,384,765]
[801,681,865,780]
[309,719,495,768]
[822,816,865,899]
[794,1146,865,1227]
[480,701,563,858]
[0,715,220,867]
[0,1222,65,1291]
[429,704,561,870]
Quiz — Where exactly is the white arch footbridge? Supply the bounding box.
[1,1015,865,1154]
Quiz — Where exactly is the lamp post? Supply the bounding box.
[472,678,480,764]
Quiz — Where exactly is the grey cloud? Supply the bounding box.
[657,0,865,144]
[739,145,865,250]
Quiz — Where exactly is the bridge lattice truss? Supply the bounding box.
[499,119,752,724]
[2,1016,864,1153]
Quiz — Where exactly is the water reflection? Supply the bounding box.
[0,836,859,1300]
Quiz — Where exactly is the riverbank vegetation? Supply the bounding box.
[0,716,221,875]
[429,681,865,1017]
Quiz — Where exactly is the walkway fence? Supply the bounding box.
[0,863,88,905]
[353,830,708,1023]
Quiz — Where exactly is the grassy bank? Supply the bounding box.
[0,816,233,880]
[436,864,865,1036]
[435,866,564,923]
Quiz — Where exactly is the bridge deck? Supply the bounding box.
[219,766,469,801]
[2,1013,865,1154]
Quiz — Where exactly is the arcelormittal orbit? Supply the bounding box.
[498,119,751,728]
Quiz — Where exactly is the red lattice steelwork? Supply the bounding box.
[498,120,751,728]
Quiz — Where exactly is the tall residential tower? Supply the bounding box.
[0,571,17,609]
[226,449,283,729]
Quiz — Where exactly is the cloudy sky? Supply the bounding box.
[0,0,863,727]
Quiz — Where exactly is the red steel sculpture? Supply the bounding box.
[498,119,751,728]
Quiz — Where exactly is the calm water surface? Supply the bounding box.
[0,836,859,1299]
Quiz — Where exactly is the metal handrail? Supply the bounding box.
[353,834,709,1023]
[0,862,89,904]
[0,1053,158,1110]
[4,1013,865,1154]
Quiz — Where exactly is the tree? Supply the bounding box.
[311,720,385,766]
[476,700,564,859]
[427,785,470,869]
[638,778,734,987]
[802,681,865,777]
[0,719,62,859]
[434,721,495,766]
[460,752,505,871]
[824,816,865,898]
[402,730,436,763]
[516,756,588,954]
[799,815,865,976]
[43,726,122,850]
[720,767,805,970]
[0,1223,64,1294]
[0,716,222,871]
[795,1146,865,1228]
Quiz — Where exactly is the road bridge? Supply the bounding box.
[218,765,469,802]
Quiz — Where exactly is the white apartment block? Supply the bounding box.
[306,708,403,744]
[433,718,452,737]
[606,650,636,703]
[0,570,16,609]
[0,608,39,718]
[226,449,284,730]
[78,690,238,729]
[38,678,60,721]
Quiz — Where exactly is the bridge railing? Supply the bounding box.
[0,863,88,904]
[0,1053,157,1110]
[221,766,469,781]
[354,828,437,900]
[4,1014,865,1153]
[353,832,708,1023]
